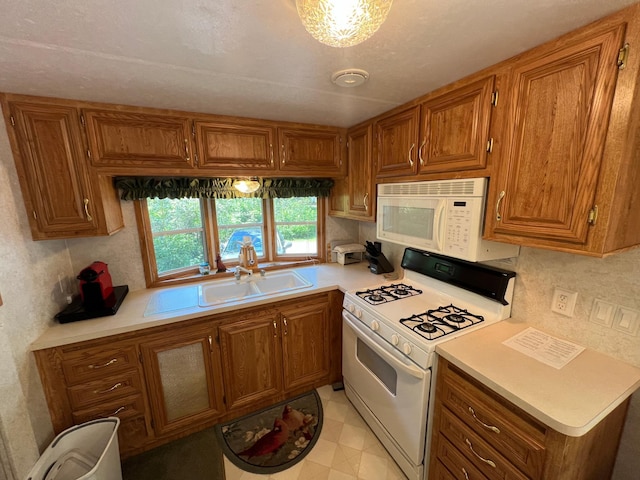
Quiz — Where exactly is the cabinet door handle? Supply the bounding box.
[408,143,415,167]
[94,382,123,395]
[281,144,286,164]
[465,438,496,468]
[110,406,126,416]
[269,144,274,166]
[184,139,191,162]
[273,320,278,337]
[418,137,426,165]
[364,193,369,212]
[83,198,93,222]
[282,316,288,336]
[495,190,505,222]
[462,467,470,480]
[486,137,494,153]
[88,358,117,369]
[468,407,500,434]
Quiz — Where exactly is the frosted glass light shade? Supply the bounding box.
[296,0,393,48]
[234,179,260,194]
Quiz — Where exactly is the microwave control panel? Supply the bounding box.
[444,199,481,256]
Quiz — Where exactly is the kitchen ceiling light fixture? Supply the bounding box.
[332,69,370,87]
[295,0,394,48]
[234,179,260,194]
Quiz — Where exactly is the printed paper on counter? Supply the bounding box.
[502,327,585,369]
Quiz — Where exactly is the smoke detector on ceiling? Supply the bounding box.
[331,69,370,88]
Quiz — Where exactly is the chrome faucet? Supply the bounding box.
[234,266,253,281]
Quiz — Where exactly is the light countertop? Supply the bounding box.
[32,263,382,351]
[436,319,640,436]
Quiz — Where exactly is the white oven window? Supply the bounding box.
[382,205,434,241]
[356,338,397,395]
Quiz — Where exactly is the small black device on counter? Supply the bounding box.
[55,285,129,323]
[365,241,394,274]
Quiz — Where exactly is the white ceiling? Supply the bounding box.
[0,0,636,127]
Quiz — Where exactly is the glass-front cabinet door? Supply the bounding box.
[140,323,225,435]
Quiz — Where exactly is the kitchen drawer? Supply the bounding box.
[436,436,489,480]
[71,393,146,424]
[439,407,528,480]
[67,369,143,410]
[61,345,139,385]
[441,363,545,478]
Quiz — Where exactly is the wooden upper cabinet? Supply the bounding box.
[375,106,420,178]
[487,24,626,247]
[83,110,195,170]
[3,99,123,240]
[346,123,375,221]
[419,76,495,174]
[194,121,277,173]
[278,127,344,175]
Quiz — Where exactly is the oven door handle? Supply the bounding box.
[343,312,425,380]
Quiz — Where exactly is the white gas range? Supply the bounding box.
[342,248,516,480]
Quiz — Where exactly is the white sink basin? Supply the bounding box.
[198,279,260,306]
[198,270,312,307]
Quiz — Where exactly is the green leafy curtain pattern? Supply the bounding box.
[115,177,334,200]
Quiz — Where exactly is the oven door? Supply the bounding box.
[342,310,430,465]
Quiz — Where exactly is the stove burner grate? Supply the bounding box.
[400,304,484,340]
[355,283,422,305]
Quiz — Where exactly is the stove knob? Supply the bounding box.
[347,304,355,313]
[402,343,412,356]
[371,320,380,331]
[355,309,363,319]
[391,334,399,346]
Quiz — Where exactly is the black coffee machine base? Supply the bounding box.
[55,285,129,323]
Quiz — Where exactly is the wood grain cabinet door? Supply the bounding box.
[277,127,344,175]
[375,106,420,178]
[346,123,375,221]
[83,109,195,170]
[140,327,225,436]
[218,315,283,411]
[6,102,101,238]
[419,76,495,174]
[280,299,330,392]
[194,121,278,173]
[489,25,625,245]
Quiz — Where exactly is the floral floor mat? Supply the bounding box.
[215,390,323,475]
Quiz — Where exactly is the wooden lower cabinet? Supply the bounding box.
[33,290,343,458]
[429,359,630,480]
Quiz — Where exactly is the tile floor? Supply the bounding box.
[223,385,408,480]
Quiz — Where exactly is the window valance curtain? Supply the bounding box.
[114,177,335,200]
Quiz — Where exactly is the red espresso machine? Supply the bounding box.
[77,261,114,310]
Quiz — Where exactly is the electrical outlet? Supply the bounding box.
[551,287,578,317]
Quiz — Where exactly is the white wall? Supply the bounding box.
[359,222,640,479]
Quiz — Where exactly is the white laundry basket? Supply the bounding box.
[26,417,122,480]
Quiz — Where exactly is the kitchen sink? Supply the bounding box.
[198,270,312,306]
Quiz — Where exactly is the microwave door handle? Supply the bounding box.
[343,312,425,380]
[434,201,447,251]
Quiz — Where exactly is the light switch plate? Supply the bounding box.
[612,306,640,336]
[589,299,615,327]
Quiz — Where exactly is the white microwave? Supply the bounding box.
[376,178,520,262]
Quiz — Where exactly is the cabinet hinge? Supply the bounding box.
[32,210,38,220]
[194,152,199,165]
[138,352,143,364]
[490,90,499,107]
[86,149,92,159]
[216,335,220,344]
[346,141,350,149]
[618,43,630,70]
[9,115,15,127]
[150,418,155,430]
[222,395,226,405]
[191,120,196,138]
[79,113,86,127]
[588,205,598,225]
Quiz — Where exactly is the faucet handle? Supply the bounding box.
[259,269,266,277]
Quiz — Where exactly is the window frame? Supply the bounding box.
[135,197,326,287]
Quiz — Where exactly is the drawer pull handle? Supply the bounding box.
[465,438,496,468]
[94,382,123,395]
[468,407,500,434]
[111,406,126,416]
[462,467,470,480]
[88,359,117,369]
